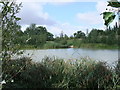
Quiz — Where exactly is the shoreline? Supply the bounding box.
[20,44,119,50]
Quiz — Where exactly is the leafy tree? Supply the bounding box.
[73,31,85,39]
[0,1,22,85]
[86,28,118,45]
[1,1,22,59]
[46,32,54,41]
[23,24,54,47]
[87,29,99,43]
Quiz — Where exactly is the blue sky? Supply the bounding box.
[17,0,118,36]
[44,2,96,25]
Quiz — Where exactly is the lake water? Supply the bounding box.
[20,48,119,66]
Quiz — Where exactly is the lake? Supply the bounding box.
[20,48,119,66]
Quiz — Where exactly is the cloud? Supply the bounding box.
[76,1,108,27]
[46,22,88,36]
[21,22,88,36]
[17,0,77,3]
[76,12,103,25]
[17,0,108,3]
[76,1,118,29]
[96,1,107,13]
[19,1,109,36]
[17,2,56,26]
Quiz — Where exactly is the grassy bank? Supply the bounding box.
[69,39,119,49]
[2,57,120,89]
[20,40,119,50]
[76,43,119,49]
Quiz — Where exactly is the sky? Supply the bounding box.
[16,0,119,36]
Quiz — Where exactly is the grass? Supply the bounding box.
[78,43,119,49]
[19,40,119,50]
[44,41,69,49]
[2,57,120,89]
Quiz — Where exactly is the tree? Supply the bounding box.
[0,1,22,84]
[1,1,22,60]
[23,24,54,47]
[73,31,85,39]
[46,32,54,41]
[88,29,98,43]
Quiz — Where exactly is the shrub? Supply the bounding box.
[2,57,120,89]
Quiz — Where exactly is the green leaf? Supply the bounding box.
[102,12,116,26]
[104,14,116,26]
[103,12,114,20]
[107,0,120,8]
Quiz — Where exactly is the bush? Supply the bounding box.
[3,57,53,88]
[44,41,60,49]
[2,57,33,88]
[2,57,120,89]
[73,39,82,48]
[115,59,120,76]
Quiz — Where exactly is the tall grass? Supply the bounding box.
[44,41,69,49]
[2,57,120,89]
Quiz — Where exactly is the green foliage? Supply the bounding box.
[59,39,67,45]
[10,23,54,49]
[107,0,120,8]
[1,2,22,60]
[115,59,120,82]
[0,1,24,88]
[74,31,85,39]
[44,41,61,49]
[2,57,120,89]
[102,0,120,26]
[44,41,68,49]
[1,1,119,89]
[15,25,119,49]
[73,39,82,48]
[67,39,74,46]
[102,12,116,26]
[85,27,119,45]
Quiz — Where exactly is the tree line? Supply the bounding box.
[13,23,120,49]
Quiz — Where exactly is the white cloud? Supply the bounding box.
[46,22,88,36]
[96,1,118,13]
[76,12,103,25]
[19,0,112,36]
[96,1,107,13]
[17,2,56,26]
[76,1,108,28]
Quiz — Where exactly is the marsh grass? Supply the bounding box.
[2,57,120,89]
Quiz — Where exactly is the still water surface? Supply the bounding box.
[21,48,119,66]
